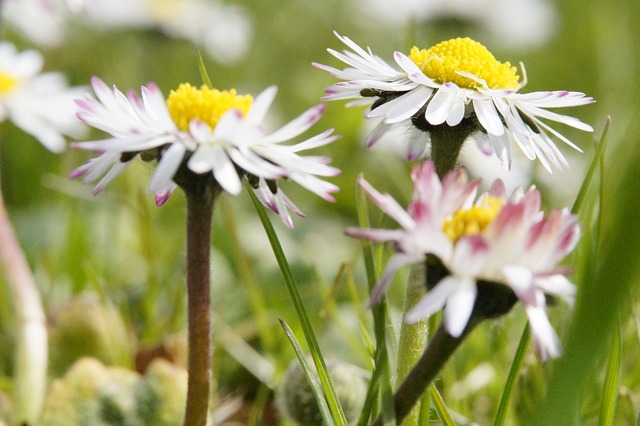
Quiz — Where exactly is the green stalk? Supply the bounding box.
[427,120,477,179]
[371,319,481,426]
[493,324,531,426]
[395,263,428,426]
[279,318,334,426]
[354,181,395,426]
[598,318,621,426]
[430,384,455,426]
[245,181,348,425]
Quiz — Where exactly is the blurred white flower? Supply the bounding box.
[69,78,339,227]
[356,0,558,48]
[3,0,252,65]
[2,0,66,47]
[346,161,580,359]
[0,42,85,152]
[316,33,594,173]
[69,0,252,64]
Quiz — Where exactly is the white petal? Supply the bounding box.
[148,143,186,193]
[246,86,277,126]
[262,104,326,144]
[425,84,464,126]
[369,253,419,306]
[526,305,562,360]
[381,86,432,123]
[405,276,458,323]
[473,98,504,136]
[443,278,477,337]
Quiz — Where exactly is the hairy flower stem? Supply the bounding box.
[428,120,477,179]
[0,185,47,424]
[372,317,481,426]
[395,263,427,426]
[183,188,215,426]
[374,274,519,426]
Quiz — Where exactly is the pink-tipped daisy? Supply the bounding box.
[347,161,579,359]
[69,78,340,227]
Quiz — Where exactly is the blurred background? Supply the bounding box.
[1,0,639,424]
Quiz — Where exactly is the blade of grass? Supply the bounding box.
[279,318,335,426]
[572,116,610,214]
[430,384,455,426]
[598,318,621,426]
[343,262,376,358]
[493,324,531,426]
[196,49,213,88]
[353,178,395,426]
[220,199,277,356]
[245,181,347,425]
[315,267,372,365]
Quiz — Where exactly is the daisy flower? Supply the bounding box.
[346,161,579,359]
[354,0,558,49]
[0,42,85,152]
[315,32,594,173]
[69,78,340,227]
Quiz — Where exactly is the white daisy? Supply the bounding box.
[69,77,339,227]
[315,32,594,173]
[346,161,579,359]
[354,0,558,49]
[0,42,85,152]
[2,0,67,47]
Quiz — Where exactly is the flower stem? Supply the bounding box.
[0,184,47,424]
[427,119,477,179]
[183,189,215,426]
[395,262,428,426]
[372,317,481,426]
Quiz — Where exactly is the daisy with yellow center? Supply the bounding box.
[166,83,253,131]
[315,32,594,172]
[408,39,519,90]
[346,161,579,360]
[0,72,20,93]
[442,194,504,242]
[0,42,85,152]
[70,77,340,227]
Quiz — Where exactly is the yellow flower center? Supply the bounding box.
[0,71,19,93]
[442,195,504,242]
[166,83,253,131]
[408,38,519,90]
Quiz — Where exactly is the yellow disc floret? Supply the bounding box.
[442,195,504,242]
[408,38,519,90]
[166,83,252,131]
[0,71,19,93]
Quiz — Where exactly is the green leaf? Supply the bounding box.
[493,324,531,426]
[598,319,621,426]
[196,49,213,88]
[572,116,610,214]
[245,181,348,425]
[279,318,335,426]
[431,384,455,426]
[353,179,395,426]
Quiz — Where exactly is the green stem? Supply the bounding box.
[0,182,47,425]
[183,190,215,426]
[395,262,428,426]
[372,318,481,426]
[493,324,530,426]
[428,120,477,178]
